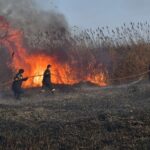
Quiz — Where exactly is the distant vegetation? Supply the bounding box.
[34,22,150,83]
[70,22,150,83]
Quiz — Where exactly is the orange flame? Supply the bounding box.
[0,17,107,87]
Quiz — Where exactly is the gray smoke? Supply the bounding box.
[0,0,70,50]
[0,46,13,82]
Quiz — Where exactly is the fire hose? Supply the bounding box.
[108,70,150,81]
[28,70,150,82]
[0,70,150,88]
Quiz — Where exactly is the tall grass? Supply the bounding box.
[69,22,150,83]
[36,21,150,83]
[1,20,150,84]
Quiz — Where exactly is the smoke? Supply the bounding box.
[0,0,72,84]
[0,46,13,82]
[0,0,70,50]
[0,0,108,86]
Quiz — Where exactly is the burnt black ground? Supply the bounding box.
[0,80,150,150]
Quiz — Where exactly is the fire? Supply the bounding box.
[0,17,107,87]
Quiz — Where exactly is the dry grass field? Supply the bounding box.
[0,4,150,150]
[0,80,149,150]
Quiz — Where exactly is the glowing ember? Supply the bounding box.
[0,17,107,87]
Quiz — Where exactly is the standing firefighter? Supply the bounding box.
[12,69,28,100]
[42,64,55,94]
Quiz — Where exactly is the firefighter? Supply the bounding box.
[12,69,28,100]
[42,64,55,94]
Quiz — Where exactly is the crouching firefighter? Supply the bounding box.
[12,69,28,100]
[42,64,55,94]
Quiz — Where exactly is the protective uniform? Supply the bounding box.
[12,69,28,99]
[42,65,54,93]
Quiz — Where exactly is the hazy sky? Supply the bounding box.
[37,0,150,28]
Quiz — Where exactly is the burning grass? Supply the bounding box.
[1,17,150,89]
[0,16,107,88]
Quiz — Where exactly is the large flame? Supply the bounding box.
[0,17,107,87]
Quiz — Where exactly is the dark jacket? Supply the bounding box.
[42,68,52,87]
[12,73,28,92]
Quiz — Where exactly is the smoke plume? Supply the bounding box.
[0,0,72,83]
[0,0,107,87]
[0,0,70,50]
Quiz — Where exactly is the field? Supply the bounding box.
[0,80,149,150]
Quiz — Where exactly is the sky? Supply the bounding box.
[37,0,150,29]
